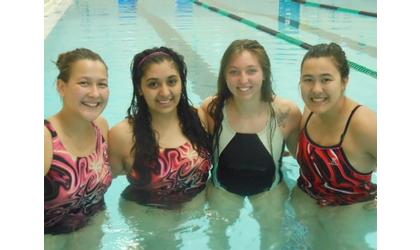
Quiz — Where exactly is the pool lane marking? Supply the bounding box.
[198,1,376,57]
[193,0,377,79]
[292,0,377,18]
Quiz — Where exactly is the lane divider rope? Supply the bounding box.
[193,0,377,79]
[292,0,377,18]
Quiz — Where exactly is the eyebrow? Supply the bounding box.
[302,73,333,78]
[144,77,159,83]
[78,76,108,81]
[145,75,178,81]
[320,73,333,77]
[228,65,258,70]
[301,74,314,78]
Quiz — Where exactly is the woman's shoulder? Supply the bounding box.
[109,119,134,158]
[345,102,377,162]
[348,104,376,138]
[272,96,302,127]
[196,106,208,127]
[110,119,132,139]
[272,96,300,113]
[352,105,376,123]
[200,96,219,133]
[200,96,217,111]
[94,115,109,139]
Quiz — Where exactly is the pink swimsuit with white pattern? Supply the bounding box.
[44,120,112,234]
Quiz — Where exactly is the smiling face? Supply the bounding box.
[300,56,348,115]
[225,50,264,102]
[139,60,182,117]
[58,59,109,121]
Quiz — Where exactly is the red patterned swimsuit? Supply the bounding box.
[123,142,211,209]
[296,105,376,206]
[44,120,112,234]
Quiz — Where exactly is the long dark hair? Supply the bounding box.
[127,47,212,185]
[208,39,276,155]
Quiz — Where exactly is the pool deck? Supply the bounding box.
[44,0,73,39]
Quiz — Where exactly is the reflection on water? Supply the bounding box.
[45,167,376,250]
[279,0,301,32]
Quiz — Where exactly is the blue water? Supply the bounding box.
[44,0,376,249]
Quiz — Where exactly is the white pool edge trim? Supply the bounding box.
[44,0,74,40]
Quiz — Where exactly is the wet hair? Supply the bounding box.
[215,39,273,103]
[208,39,276,156]
[127,47,212,185]
[300,42,349,79]
[55,48,107,82]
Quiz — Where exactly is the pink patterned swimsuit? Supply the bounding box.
[122,142,211,209]
[44,120,112,234]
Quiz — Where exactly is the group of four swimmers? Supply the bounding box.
[44,39,377,249]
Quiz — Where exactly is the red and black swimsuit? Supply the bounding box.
[296,105,377,206]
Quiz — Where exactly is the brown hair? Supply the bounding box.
[55,48,107,82]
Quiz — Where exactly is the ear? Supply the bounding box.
[56,79,66,97]
[341,77,349,91]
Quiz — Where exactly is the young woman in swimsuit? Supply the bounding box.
[291,43,377,250]
[109,47,212,249]
[201,39,302,250]
[44,48,112,248]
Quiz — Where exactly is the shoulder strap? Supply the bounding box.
[44,119,57,138]
[304,111,314,131]
[91,122,106,153]
[339,105,362,144]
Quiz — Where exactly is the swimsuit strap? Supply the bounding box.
[278,140,285,169]
[44,119,104,154]
[44,119,57,138]
[339,105,362,144]
[91,121,105,152]
[303,111,315,131]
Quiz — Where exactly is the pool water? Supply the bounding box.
[44,0,377,249]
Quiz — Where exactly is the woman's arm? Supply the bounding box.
[273,97,302,158]
[108,120,131,177]
[352,106,377,170]
[199,96,217,134]
[44,126,53,176]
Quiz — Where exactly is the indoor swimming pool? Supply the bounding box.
[44,0,377,249]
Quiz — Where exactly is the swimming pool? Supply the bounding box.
[44,0,377,249]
